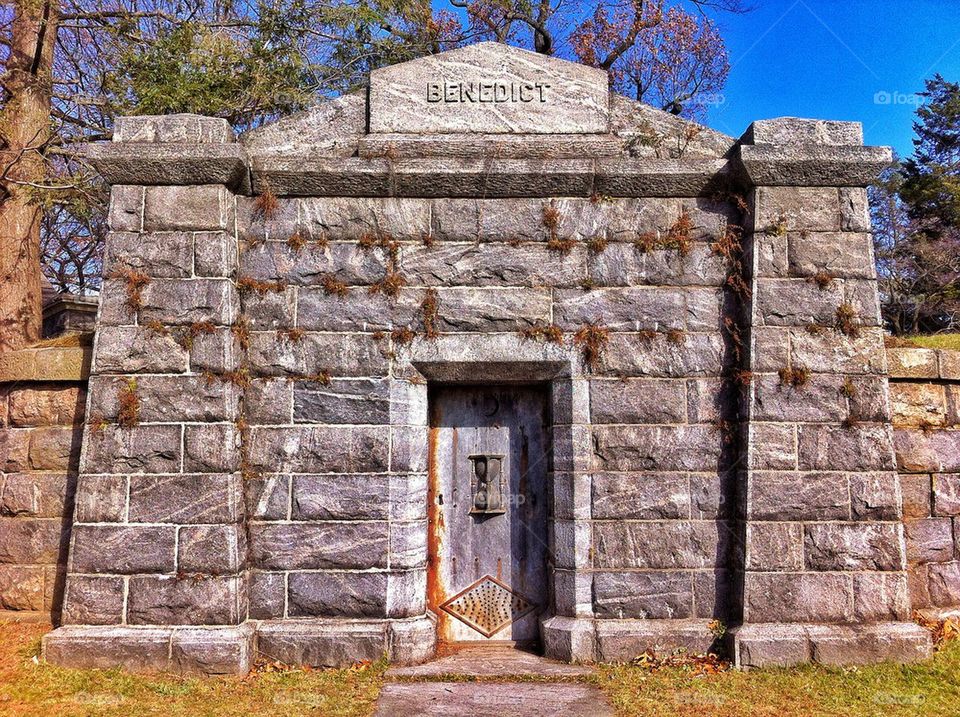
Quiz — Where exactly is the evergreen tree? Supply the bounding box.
[876,75,960,334]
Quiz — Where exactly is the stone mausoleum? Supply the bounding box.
[40,42,944,672]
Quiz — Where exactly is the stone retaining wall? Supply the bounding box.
[888,347,960,615]
[0,343,90,620]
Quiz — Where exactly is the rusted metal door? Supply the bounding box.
[427,385,549,644]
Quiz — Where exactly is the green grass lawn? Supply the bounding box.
[0,623,384,717]
[891,333,960,350]
[597,642,960,716]
[1,621,958,716]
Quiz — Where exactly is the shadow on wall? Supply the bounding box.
[0,330,91,623]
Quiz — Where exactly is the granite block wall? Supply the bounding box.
[888,347,960,613]
[235,192,741,630]
[0,343,90,619]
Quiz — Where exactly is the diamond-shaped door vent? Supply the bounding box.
[439,575,537,638]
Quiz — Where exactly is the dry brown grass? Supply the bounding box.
[175,322,216,350]
[28,332,94,349]
[633,231,658,254]
[289,371,331,386]
[321,274,350,298]
[835,301,861,338]
[517,323,565,344]
[665,328,686,345]
[231,317,251,351]
[420,289,440,340]
[144,320,169,336]
[278,328,305,343]
[809,270,835,290]
[664,211,693,257]
[840,377,858,398]
[572,323,610,371]
[253,186,279,220]
[358,232,400,262]
[779,365,811,388]
[390,327,417,346]
[286,232,306,252]
[542,202,577,254]
[236,276,286,296]
[116,379,140,428]
[110,267,150,310]
[368,271,407,299]
[586,234,609,254]
[546,235,577,254]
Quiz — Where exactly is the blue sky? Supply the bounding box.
[434,1,960,156]
[705,0,960,155]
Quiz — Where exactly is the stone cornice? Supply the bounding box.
[87,142,735,197]
[86,143,250,192]
[734,143,893,187]
[250,155,732,198]
[86,120,891,196]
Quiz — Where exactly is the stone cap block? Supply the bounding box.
[742,118,864,146]
[114,114,235,144]
[239,93,365,158]
[885,346,960,381]
[937,349,960,380]
[86,143,250,192]
[0,345,92,383]
[887,347,939,379]
[736,144,892,187]
[733,622,931,668]
[596,157,732,197]
[43,624,255,674]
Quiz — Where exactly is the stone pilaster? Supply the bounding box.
[43,115,254,674]
[733,119,931,666]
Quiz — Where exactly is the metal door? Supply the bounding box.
[427,385,549,644]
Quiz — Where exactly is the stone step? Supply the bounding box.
[386,645,594,679]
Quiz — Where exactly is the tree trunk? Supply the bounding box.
[0,1,59,351]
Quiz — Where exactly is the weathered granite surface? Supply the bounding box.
[0,343,89,620]
[369,42,609,134]
[888,347,960,615]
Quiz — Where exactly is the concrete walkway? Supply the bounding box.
[375,647,613,717]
